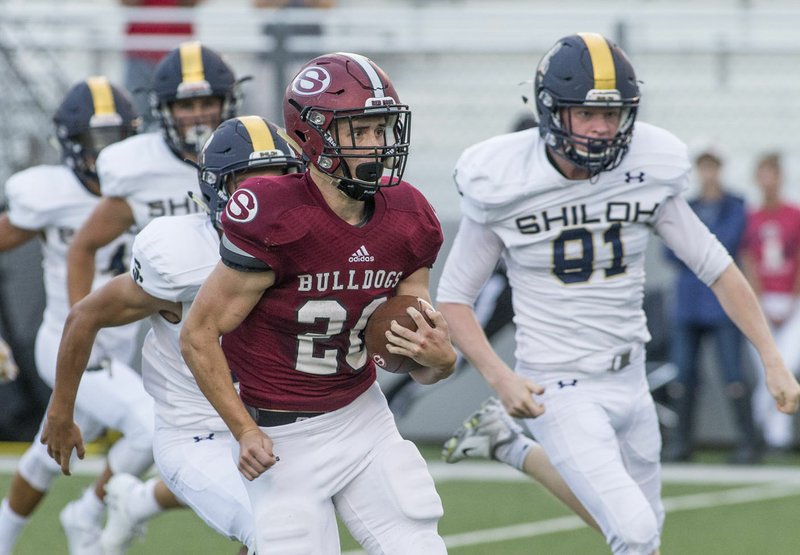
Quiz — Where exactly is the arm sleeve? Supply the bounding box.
[654,195,733,286]
[436,216,504,305]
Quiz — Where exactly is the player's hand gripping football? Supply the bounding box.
[385,300,457,384]
[765,358,800,414]
[237,428,279,481]
[41,410,85,476]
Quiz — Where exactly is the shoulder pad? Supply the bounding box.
[5,165,81,229]
[454,129,540,223]
[621,122,691,189]
[97,132,188,197]
[131,214,218,302]
[223,174,312,250]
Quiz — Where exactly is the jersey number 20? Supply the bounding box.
[295,297,386,375]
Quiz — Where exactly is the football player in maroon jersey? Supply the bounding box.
[180,52,456,555]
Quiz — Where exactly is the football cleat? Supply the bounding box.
[101,473,148,555]
[442,397,523,463]
[0,337,19,383]
[59,500,103,555]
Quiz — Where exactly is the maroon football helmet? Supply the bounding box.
[284,52,411,200]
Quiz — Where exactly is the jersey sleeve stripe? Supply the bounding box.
[220,234,270,271]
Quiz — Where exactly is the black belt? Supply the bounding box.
[245,404,326,427]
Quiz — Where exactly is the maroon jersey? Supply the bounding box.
[219,173,443,412]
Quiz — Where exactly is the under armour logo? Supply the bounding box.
[193,433,215,443]
[557,379,578,389]
[625,171,646,183]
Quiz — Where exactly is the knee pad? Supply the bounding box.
[18,441,61,492]
[252,497,318,555]
[402,530,447,555]
[107,437,154,477]
[612,510,660,555]
[379,440,444,522]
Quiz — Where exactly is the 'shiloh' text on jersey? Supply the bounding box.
[147,197,202,218]
[515,201,660,235]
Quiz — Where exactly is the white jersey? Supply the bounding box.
[97,132,201,231]
[438,122,730,373]
[131,213,225,429]
[5,165,136,337]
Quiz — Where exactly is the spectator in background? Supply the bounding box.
[662,146,760,464]
[120,0,201,128]
[741,152,800,455]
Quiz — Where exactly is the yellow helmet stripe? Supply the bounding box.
[238,116,275,152]
[86,76,116,116]
[179,41,206,84]
[578,32,616,90]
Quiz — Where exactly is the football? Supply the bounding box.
[364,295,435,374]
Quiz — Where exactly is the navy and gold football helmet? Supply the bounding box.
[198,116,304,229]
[150,41,239,155]
[54,76,140,183]
[535,32,640,176]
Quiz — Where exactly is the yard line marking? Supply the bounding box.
[341,482,800,555]
[426,461,800,485]
[0,455,106,475]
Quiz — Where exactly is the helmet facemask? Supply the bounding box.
[302,104,411,201]
[156,91,234,157]
[545,96,637,176]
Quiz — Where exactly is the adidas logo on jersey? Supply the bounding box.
[349,246,374,263]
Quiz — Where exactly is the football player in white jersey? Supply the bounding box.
[66,41,241,306]
[42,116,304,554]
[0,78,155,555]
[436,33,800,555]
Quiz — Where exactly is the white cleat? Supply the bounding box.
[101,473,147,555]
[442,397,523,463]
[0,338,19,384]
[59,500,103,555]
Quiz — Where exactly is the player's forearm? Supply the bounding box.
[48,310,100,419]
[67,243,97,306]
[180,328,259,441]
[438,302,515,387]
[712,263,782,368]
